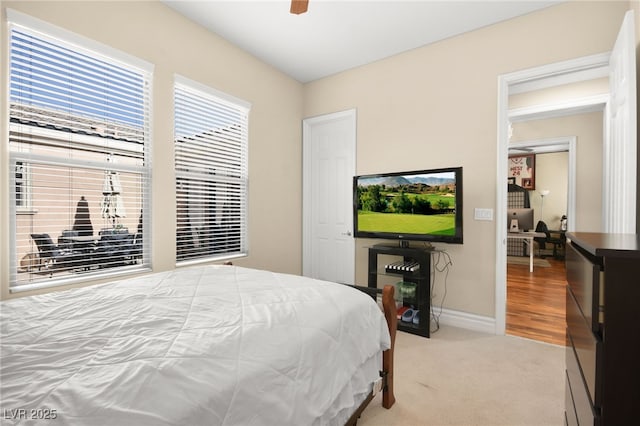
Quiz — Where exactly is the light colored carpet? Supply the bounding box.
[507,256,551,267]
[359,326,565,426]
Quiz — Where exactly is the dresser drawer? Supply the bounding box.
[566,289,602,407]
[565,370,578,426]
[566,242,601,333]
[566,335,599,426]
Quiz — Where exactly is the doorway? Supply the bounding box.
[497,66,609,336]
[506,138,574,345]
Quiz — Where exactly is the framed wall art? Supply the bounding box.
[508,154,535,190]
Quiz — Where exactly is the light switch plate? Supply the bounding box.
[474,208,494,221]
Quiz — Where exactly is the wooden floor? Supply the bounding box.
[506,256,566,346]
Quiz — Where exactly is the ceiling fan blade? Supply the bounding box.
[290,0,309,15]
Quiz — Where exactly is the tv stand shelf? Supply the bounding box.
[368,244,431,338]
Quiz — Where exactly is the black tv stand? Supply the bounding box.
[368,244,431,338]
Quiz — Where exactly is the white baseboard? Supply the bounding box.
[431,307,496,334]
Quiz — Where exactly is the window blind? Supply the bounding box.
[174,76,250,263]
[8,12,152,291]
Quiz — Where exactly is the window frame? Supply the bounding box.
[6,9,153,292]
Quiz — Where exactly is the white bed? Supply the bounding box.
[0,265,395,425]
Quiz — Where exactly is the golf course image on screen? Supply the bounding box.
[356,171,457,236]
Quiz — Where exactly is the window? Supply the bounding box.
[174,76,250,263]
[7,11,152,291]
[14,161,31,211]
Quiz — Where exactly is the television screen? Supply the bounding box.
[353,167,463,244]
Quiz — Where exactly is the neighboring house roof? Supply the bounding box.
[9,103,145,144]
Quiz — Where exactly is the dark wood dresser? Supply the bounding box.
[564,232,640,425]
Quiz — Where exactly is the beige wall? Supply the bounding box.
[511,112,604,233]
[303,1,629,318]
[0,1,304,299]
[534,152,569,229]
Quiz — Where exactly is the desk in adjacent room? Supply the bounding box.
[507,231,545,272]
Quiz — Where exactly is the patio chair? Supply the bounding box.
[30,233,83,274]
[57,230,78,251]
[94,231,135,268]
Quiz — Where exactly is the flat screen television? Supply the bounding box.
[353,167,463,244]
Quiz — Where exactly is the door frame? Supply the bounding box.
[495,53,610,335]
[603,10,637,233]
[302,108,356,280]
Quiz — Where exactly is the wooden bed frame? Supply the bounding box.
[345,284,397,425]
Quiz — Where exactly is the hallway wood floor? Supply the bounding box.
[506,256,566,346]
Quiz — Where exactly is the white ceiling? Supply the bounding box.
[162,0,563,83]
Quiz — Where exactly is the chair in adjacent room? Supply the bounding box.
[533,221,565,259]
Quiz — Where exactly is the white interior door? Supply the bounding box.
[604,9,637,233]
[302,109,356,284]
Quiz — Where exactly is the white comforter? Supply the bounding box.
[0,266,390,425]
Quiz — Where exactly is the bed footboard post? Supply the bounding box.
[381,285,397,409]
